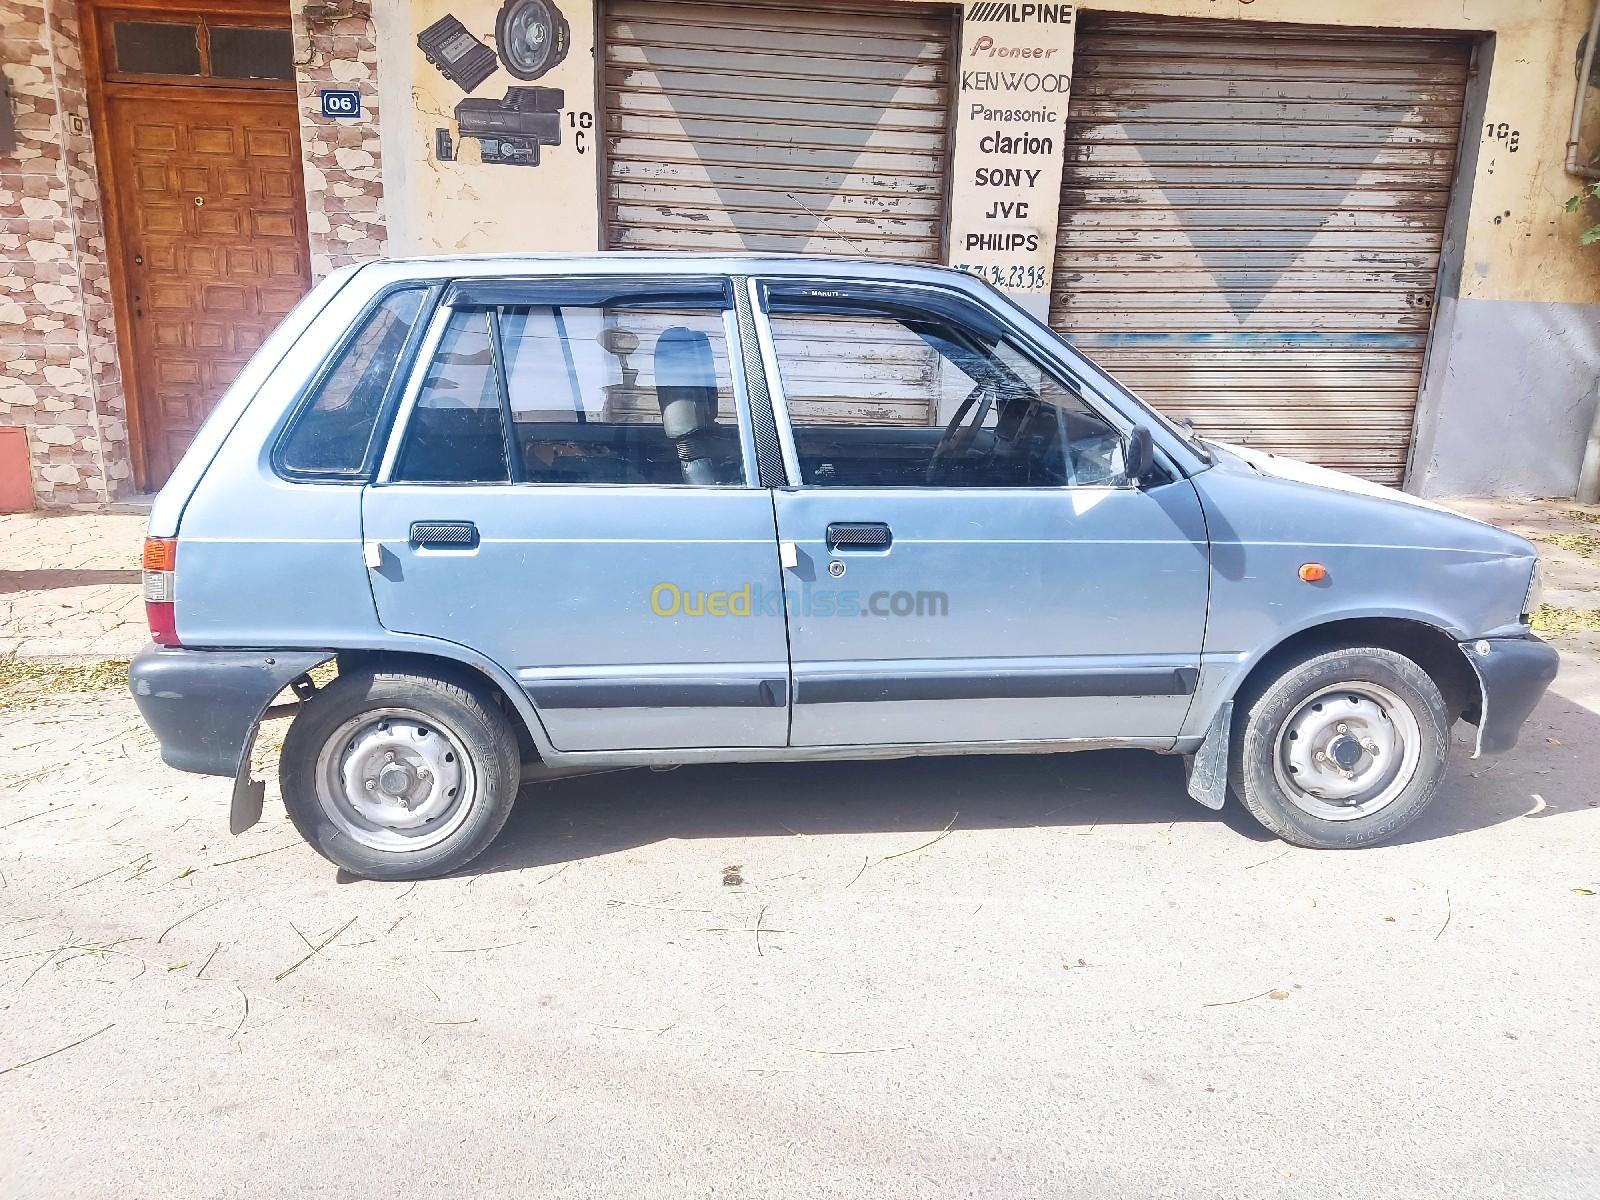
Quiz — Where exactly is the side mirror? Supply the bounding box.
[1124,425,1155,486]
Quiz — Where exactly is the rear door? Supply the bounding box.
[752,278,1211,748]
[362,276,790,752]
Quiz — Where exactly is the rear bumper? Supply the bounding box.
[1463,635,1560,757]
[128,644,331,777]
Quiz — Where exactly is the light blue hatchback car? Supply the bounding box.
[130,255,1558,880]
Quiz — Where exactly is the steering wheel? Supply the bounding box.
[926,383,997,484]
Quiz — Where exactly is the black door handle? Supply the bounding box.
[826,522,892,550]
[410,520,478,548]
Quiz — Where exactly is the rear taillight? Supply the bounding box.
[143,537,181,646]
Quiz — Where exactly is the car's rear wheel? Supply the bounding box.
[280,667,520,880]
[1229,645,1451,848]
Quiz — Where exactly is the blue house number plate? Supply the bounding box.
[320,89,362,119]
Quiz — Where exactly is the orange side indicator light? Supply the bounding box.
[1299,563,1328,583]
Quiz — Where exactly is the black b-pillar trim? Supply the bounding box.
[731,278,787,489]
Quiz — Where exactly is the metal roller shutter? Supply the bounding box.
[602,0,956,261]
[1052,15,1473,485]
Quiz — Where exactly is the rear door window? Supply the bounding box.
[500,306,744,486]
[392,308,509,484]
[392,296,749,487]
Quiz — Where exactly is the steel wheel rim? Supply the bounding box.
[1272,682,1421,821]
[314,707,477,853]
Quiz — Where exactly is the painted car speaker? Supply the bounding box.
[496,0,570,80]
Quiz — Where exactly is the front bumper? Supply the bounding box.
[128,644,331,777]
[1463,635,1560,756]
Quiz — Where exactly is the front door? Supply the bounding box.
[94,6,311,487]
[363,280,791,753]
[755,280,1212,748]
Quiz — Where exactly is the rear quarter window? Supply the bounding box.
[275,287,428,478]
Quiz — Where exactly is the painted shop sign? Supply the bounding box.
[406,0,600,253]
[966,3,1075,22]
[948,4,1076,314]
[961,71,1071,92]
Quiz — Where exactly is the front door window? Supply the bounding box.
[766,306,1131,489]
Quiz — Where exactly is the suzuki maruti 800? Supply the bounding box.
[129,256,1558,879]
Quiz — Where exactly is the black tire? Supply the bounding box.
[1229,645,1451,849]
[280,667,521,880]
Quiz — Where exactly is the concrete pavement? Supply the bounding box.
[2,682,1597,1198]
[0,510,145,659]
[0,498,1597,1198]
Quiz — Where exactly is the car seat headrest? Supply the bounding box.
[654,326,718,440]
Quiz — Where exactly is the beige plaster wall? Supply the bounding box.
[378,0,1600,312]
[395,0,600,256]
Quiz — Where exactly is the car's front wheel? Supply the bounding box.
[280,667,521,880]
[1230,645,1451,848]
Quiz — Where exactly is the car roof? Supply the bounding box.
[351,251,980,289]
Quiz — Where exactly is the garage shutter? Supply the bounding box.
[602,0,955,261]
[1052,15,1472,485]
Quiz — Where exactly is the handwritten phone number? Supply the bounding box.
[953,263,1049,291]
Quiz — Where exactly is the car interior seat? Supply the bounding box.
[653,326,722,486]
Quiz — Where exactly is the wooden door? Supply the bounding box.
[107,93,311,485]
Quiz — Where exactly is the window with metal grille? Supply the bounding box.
[208,25,294,81]
[112,21,202,77]
[103,15,295,87]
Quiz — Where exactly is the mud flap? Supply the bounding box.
[1184,700,1232,811]
[230,726,266,834]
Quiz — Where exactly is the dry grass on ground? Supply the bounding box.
[0,658,130,711]
[1543,533,1600,561]
[1533,605,1600,636]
